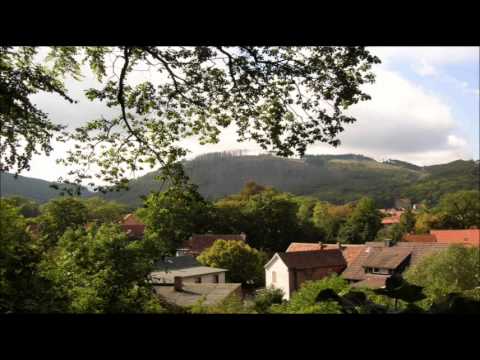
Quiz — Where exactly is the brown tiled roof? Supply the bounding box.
[363,247,411,269]
[430,229,480,247]
[341,243,384,280]
[286,242,365,267]
[402,234,437,243]
[120,224,145,238]
[342,241,451,281]
[184,234,246,255]
[286,242,325,252]
[119,213,145,238]
[341,246,366,267]
[277,250,346,270]
[393,242,450,266]
[120,213,143,225]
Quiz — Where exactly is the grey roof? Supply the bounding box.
[151,266,228,284]
[153,283,242,307]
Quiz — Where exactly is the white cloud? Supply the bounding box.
[447,134,467,148]
[371,47,478,67]
[303,67,471,165]
[413,59,437,76]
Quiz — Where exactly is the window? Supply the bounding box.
[371,267,390,275]
[213,275,219,283]
[194,277,201,283]
[272,271,277,283]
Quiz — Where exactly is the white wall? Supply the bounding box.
[265,256,291,300]
[183,272,226,284]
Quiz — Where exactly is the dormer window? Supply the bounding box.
[366,267,390,275]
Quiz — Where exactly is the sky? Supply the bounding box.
[23,46,479,183]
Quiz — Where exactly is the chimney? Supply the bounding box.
[337,241,343,250]
[384,239,393,247]
[174,276,183,292]
[318,241,325,250]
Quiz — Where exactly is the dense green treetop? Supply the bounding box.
[405,245,480,305]
[39,224,163,313]
[197,239,268,286]
[36,197,89,247]
[138,181,214,254]
[338,197,382,244]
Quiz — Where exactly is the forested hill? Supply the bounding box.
[0,172,93,203]
[2,154,478,207]
[101,153,479,207]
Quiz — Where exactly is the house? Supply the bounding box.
[180,233,247,256]
[119,213,145,238]
[153,277,242,308]
[402,234,437,243]
[342,241,451,289]
[402,229,479,247]
[430,229,479,247]
[264,250,347,300]
[380,209,404,227]
[150,255,228,284]
[286,242,365,267]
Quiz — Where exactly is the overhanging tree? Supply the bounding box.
[1,46,381,191]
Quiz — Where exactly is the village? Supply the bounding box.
[1,45,478,315]
[116,209,480,309]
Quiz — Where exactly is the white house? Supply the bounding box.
[264,253,292,300]
[264,250,347,300]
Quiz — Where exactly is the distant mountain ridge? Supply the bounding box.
[0,172,93,203]
[2,153,478,208]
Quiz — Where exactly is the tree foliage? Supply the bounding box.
[312,201,354,242]
[81,196,128,224]
[139,181,214,254]
[270,275,350,314]
[338,197,382,244]
[1,195,40,217]
[0,202,47,312]
[39,224,163,313]
[434,190,480,229]
[253,287,285,313]
[36,197,89,247]
[215,185,304,252]
[404,245,480,304]
[197,239,268,286]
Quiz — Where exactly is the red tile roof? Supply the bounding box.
[430,229,480,247]
[402,234,437,243]
[277,250,347,270]
[121,213,143,226]
[119,213,145,238]
[184,234,247,255]
[381,210,404,225]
